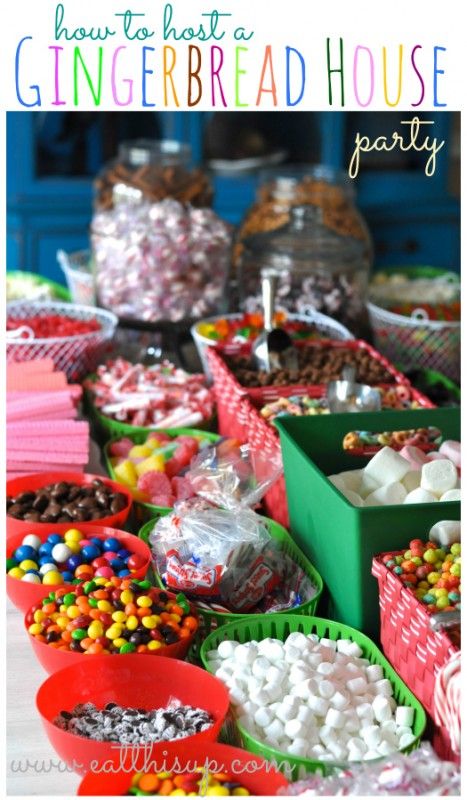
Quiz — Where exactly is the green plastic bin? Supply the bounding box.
[275,408,461,638]
[6,271,71,302]
[200,614,427,781]
[139,516,324,633]
[104,428,220,524]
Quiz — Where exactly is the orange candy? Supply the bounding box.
[158,779,174,796]
[138,775,160,793]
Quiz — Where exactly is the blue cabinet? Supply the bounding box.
[7,112,460,283]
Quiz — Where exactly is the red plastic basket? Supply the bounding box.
[208,340,410,438]
[372,553,459,760]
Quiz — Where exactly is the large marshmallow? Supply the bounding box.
[395,706,414,728]
[339,469,363,492]
[363,446,410,486]
[402,470,421,493]
[340,487,364,506]
[358,472,380,498]
[439,440,461,468]
[421,459,458,497]
[440,489,461,502]
[429,520,461,546]
[404,488,438,504]
[365,481,407,507]
[399,445,428,470]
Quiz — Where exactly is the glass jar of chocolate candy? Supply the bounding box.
[235,166,372,336]
[94,139,213,211]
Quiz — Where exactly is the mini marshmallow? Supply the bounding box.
[440,489,461,501]
[319,638,338,651]
[258,640,284,662]
[229,686,247,705]
[316,662,336,677]
[283,694,300,707]
[361,725,381,748]
[308,694,329,716]
[217,640,238,659]
[293,678,318,700]
[264,719,285,742]
[395,706,415,728]
[421,459,457,497]
[399,445,428,470]
[377,739,397,756]
[318,645,336,663]
[284,645,302,664]
[330,690,350,710]
[347,737,367,755]
[396,726,414,739]
[345,642,363,658]
[404,487,438,504]
[429,519,461,546]
[439,439,461,467]
[237,715,259,736]
[287,738,309,758]
[399,732,416,749]
[252,657,272,678]
[242,701,259,717]
[290,664,313,684]
[374,679,394,697]
[310,744,326,757]
[318,680,336,699]
[340,487,364,506]
[344,710,361,733]
[247,676,262,694]
[276,702,298,723]
[346,676,368,695]
[363,749,380,761]
[264,683,283,704]
[328,742,348,761]
[235,643,258,664]
[336,639,353,654]
[402,470,422,493]
[285,632,310,649]
[215,668,232,683]
[296,706,316,727]
[254,707,274,728]
[356,703,374,720]
[319,725,335,745]
[366,664,384,683]
[250,689,270,707]
[284,719,307,739]
[381,719,397,733]
[265,665,286,685]
[373,696,392,723]
[325,707,346,728]
[307,652,323,668]
[366,481,407,507]
[364,446,410,486]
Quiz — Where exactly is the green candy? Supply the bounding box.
[88,597,99,608]
[119,642,136,654]
[63,593,76,607]
[84,580,97,595]
[48,592,56,602]
[71,628,87,641]
[175,593,190,614]
[137,579,152,590]
[6,558,17,571]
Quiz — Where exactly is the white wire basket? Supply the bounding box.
[191,310,354,380]
[6,301,118,382]
[367,302,460,383]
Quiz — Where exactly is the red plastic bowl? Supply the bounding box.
[36,656,230,775]
[25,589,200,674]
[77,741,290,795]
[6,472,133,537]
[7,524,151,614]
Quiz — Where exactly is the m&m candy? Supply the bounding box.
[127,769,250,796]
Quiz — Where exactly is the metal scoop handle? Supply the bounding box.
[261,271,278,333]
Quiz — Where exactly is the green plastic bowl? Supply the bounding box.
[139,516,324,632]
[7,271,71,302]
[200,614,427,781]
[104,428,220,524]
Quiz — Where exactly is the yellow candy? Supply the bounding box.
[170,791,187,796]
[28,623,43,636]
[113,638,126,648]
[64,528,83,542]
[56,616,68,630]
[42,571,64,586]
[8,567,25,579]
[170,613,181,623]
[136,454,165,477]
[147,640,163,651]
[141,615,161,629]
[114,460,138,488]
[33,610,46,623]
[94,577,108,586]
[112,611,127,623]
[19,559,38,571]
[129,445,154,459]
[106,625,123,640]
[121,589,134,604]
[88,621,104,639]
[66,605,81,619]
[232,789,250,796]
[427,572,441,585]
[156,773,173,780]
[126,615,139,631]
[206,788,229,796]
[97,600,113,613]
[136,596,152,608]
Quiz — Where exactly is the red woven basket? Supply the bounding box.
[372,553,460,761]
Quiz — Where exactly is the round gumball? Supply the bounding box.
[51,543,72,563]
[102,537,121,552]
[14,545,37,562]
[22,534,42,550]
[47,534,62,546]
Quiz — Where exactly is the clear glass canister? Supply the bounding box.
[238,203,371,337]
[94,139,213,211]
[91,199,231,324]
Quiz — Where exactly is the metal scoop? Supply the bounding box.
[326,365,382,413]
[252,270,298,373]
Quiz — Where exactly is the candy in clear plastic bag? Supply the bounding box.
[278,743,461,796]
[186,440,283,510]
[149,500,283,612]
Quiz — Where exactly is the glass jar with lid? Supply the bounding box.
[235,166,373,336]
[94,139,213,211]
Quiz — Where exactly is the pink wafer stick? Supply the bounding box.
[7,460,86,472]
[8,439,89,454]
[7,372,68,391]
[7,358,55,375]
[7,420,89,435]
[8,448,88,463]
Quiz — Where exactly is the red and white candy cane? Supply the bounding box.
[433,650,461,755]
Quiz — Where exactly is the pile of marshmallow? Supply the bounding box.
[328,441,460,507]
[206,632,416,764]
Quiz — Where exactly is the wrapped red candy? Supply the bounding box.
[84,358,214,429]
